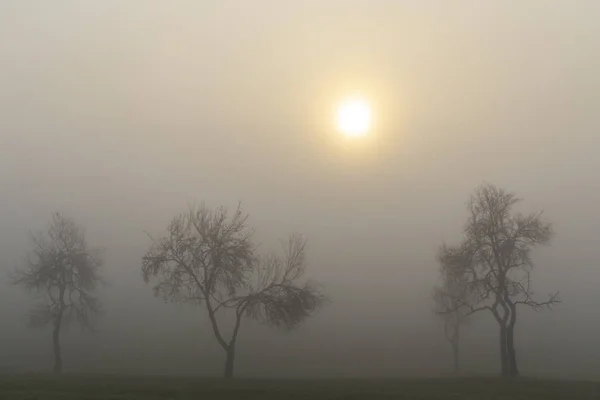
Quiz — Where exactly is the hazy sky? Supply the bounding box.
[1,1,600,378]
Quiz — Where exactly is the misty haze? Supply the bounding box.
[1,1,600,399]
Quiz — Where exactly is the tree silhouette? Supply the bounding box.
[11,213,104,373]
[437,184,560,377]
[141,204,326,379]
[432,247,471,374]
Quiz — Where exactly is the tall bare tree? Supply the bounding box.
[11,213,104,373]
[141,204,326,379]
[437,184,560,377]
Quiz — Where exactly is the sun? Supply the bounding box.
[335,97,372,137]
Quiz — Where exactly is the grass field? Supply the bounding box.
[0,374,598,399]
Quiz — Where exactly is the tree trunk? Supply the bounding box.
[504,295,519,377]
[223,347,235,379]
[52,315,63,373]
[452,321,460,374]
[53,284,65,374]
[506,325,518,377]
[499,326,509,377]
[452,342,459,374]
[506,304,519,378]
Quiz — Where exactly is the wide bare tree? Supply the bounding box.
[141,204,326,379]
[437,184,560,377]
[11,213,104,373]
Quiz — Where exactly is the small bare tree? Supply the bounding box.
[437,184,560,377]
[11,213,104,373]
[432,246,471,374]
[141,204,326,379]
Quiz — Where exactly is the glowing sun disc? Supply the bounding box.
[336,98,372,137]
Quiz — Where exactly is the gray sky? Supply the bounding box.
[1,1,600,378]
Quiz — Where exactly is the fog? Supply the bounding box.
[1,1,599,379]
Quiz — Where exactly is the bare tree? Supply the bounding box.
[11,213,104,373]
[437,184,560,377]
[432,246,471,374]
[141,204,326,379]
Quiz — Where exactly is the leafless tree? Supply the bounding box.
[437,184,560,377]
[11,213,104,373]
[141,204,326,379]
[432,246,471,374]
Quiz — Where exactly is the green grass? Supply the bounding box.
[0,374,598,399]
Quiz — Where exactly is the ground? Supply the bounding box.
[0,374,598,399]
